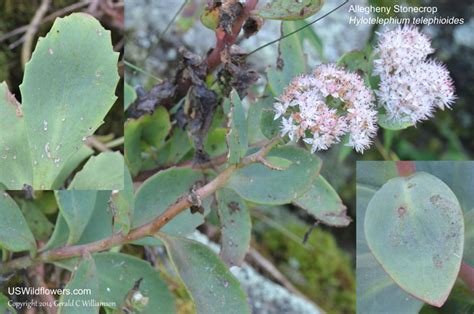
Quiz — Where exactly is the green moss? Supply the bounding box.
[261,224,355,314]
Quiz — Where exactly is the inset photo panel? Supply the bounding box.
[0,2,124,190]
[357,161,474,313]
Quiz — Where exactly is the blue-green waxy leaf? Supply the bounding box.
[224,90,248,164]
[159,234,250,314]
[110,166,134,235]
[58,253,99,314]
[42,191,112,251]
[226,146,321,205]
[124,82,137,111]
[51,145,94,189]
[256,0,324,20]
[19,13,119,189]
[0,193,36,253]
[216,188,251,267]
[0,82,33,189]
[58,252,175,314]
[356,183,424,314]
[378,113,414,131]
[69,152,124,190]
[55,190,97,245]
[365,172,464,307]
[133,168,208,236]
[465,210,474,267]
[293,176,351,227]
[18,200,54,241]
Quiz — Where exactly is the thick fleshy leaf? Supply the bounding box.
[0,193,36,253]
[0,82,33,189]
[51,145,94,189]
[110,167,134,234]
[18,200,54,241]
[465,210,474,266]
[365,172,464,307]
[124,82,137,111]
[356,161,398,188]
[226,146,321,205]
[256,0,324,20]
[293,176,351,227]
[216,188,251,266]
[58,253,99,314]
[20,13,119,189]
[69,152,124,190]
[224,90,248,164]
[55,190,97,245]
[133,168,208,236]
[42,191,112,251]
[160,234,250,314]
[356,183,424,313]
[204,128,227,158]
[378,113,413,131]
[59,252,175,314]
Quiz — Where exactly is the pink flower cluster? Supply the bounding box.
[374,26,456,123]
[273,64,378,153]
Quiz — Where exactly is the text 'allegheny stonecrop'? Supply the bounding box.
[273,25,455,153]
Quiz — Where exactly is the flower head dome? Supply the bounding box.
[273,64,378,153]
[374,26,456,123]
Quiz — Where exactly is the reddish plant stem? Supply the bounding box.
[0,139,279,275]
[396,161,416,177]
[459,261,474,293]
[206,0,258,72]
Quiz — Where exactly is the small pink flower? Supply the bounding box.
[273,64,378,153]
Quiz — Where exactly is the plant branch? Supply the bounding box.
[0,138,280,275]
[206,0,259,72]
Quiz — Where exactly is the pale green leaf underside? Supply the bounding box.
[356,183,423,314]
[293,175,351,227]
[365,172,464,307]
[1,13,120,189]
[160,234,250,314]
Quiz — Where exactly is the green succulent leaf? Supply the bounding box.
[51,146,94,189]
[18,200,54,241]
[58,252,175,314]
[124,82,137,111]
[69,152,124,190]
[256,0,324,20]
[110,166,134,235]
[58,253,99,314]
[356,183,424,313]
[55,190,98,245]
[464,210,474,267]
[43,191,112,251]
[224,90,248,164]
[365,172,464,307]
[159,233,250,314]
[216,188,251,266]
[0,82,33,189]
[226,146,321,205]
[19,13,119,189]
[378,113,414,131]
[0,193,36,253]
[133,168,209,236]
[293,176,351,227]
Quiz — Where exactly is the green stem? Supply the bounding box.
[124,60,162,82]
[105,137,124,149]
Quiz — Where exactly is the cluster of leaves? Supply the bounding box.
[357,161,474,313]
[0,13,123,190]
